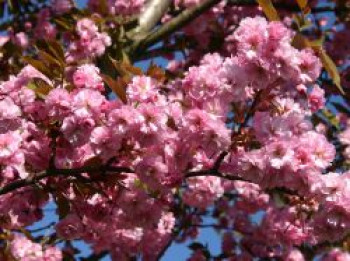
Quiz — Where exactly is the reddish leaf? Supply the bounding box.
[147,63,167,83]
[101,74,128,104]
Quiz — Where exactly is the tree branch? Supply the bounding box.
[0,166,133,196]
[129,0,223,55]
[133,0,172,35]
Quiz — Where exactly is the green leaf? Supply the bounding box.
[256,0,280,21]
[321,108,340,130]
[134,178,148,191]
[317,48,345,95]
[27,78,53,99]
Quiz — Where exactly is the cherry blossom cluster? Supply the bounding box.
[1,2,349,258]
[66,18,111,63]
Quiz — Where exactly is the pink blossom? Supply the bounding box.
[0,131,22,161]
[308,85,326,112]
[0,97,21,120]
[67,19,111,62]
[297,132,335,170]
[265,140,295,169]
[90,126,122,160]
[127,76,159,103]
[183,176,224,208]
[61,115,95,146]
[46,88,72,120]
[73,64,104,91]
[157,212,175,235]
[298,49,322,83]
[234,16,269,61]
[71,89,106,118]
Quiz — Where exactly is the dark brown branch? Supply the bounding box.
[0,166,133,196]
[186,168,248,183]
